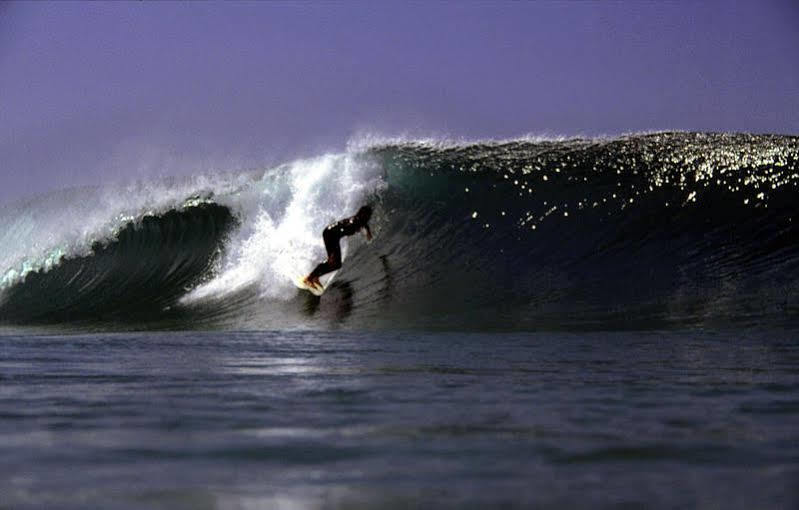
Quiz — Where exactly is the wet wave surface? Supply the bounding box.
[2,132,798,330]
[0,203,235,324]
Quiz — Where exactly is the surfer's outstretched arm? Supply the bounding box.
[363,224,372,241]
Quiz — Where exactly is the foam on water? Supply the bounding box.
[2,132,798,329]
[0,171,253,291]
[184,151,385,302]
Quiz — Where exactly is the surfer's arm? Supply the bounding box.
[363,224,372,241]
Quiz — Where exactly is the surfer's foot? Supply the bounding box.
[303,276,322,290]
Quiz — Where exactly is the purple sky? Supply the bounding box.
[1,1,798,205]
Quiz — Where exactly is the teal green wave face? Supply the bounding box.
[1,133,798,331]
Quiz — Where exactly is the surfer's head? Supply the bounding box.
[355,205,373,225]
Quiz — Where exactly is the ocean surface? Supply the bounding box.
[1,132,798,508]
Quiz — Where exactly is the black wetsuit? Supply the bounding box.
[308,217,365,279]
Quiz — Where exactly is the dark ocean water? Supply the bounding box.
[2,133,799,507]
[3,133,799,330]
[1,329,798,509]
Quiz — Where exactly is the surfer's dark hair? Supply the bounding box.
[355,205,373,223]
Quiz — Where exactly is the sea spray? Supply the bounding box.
[0,172,249,291]
[1,132,797,329]
[183,151,386,303]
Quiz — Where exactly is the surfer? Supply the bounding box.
[302,205,373,291]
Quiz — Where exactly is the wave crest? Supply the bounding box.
[2,132,798,330]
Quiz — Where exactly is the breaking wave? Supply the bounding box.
[2,132,798,330]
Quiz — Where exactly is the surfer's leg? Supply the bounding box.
[305,237,342,288]
[305,259,335,290]
[306,261,330,281]
[308,248,341,278]
[328,242,342,271]
[320,233,343,273]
